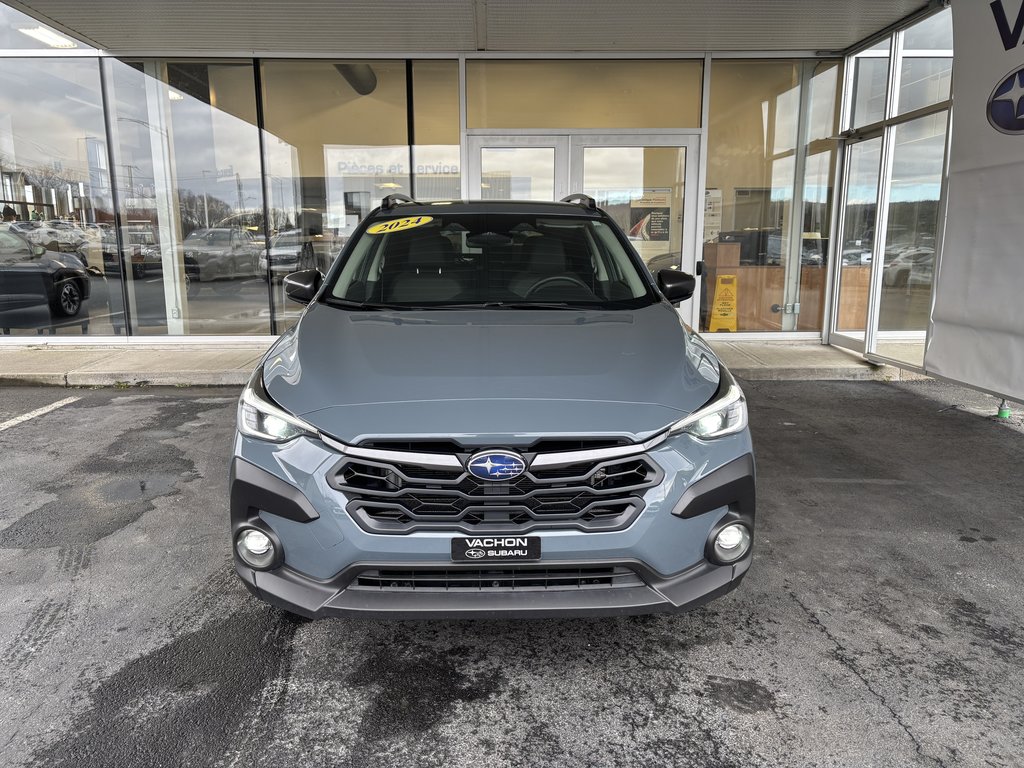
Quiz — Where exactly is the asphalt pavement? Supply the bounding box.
[0,380,1022,767]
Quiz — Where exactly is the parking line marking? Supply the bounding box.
[0,396,81,434]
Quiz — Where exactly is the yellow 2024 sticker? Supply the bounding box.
[366,216,433,235]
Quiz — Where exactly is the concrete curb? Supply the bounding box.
[0,341,931,388]
[0,372,251,388]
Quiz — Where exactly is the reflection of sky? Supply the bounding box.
[106,60,265,211]
[480,147,554,199]
[0,58,106,177]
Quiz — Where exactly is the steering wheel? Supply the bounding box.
[524,275,592,297]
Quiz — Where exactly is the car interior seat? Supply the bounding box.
[386,234,465,304]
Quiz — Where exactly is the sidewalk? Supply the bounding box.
[0,340,927,387]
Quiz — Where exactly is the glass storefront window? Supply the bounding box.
[411,60,461,201]
[261,59,409,330]
[104,60,269,335]
[903,10,953,50]
[897,9,952,115]
[850,50,889,127]
[0,57,113,337]
[467,60,702,129]
[703,60,840,333]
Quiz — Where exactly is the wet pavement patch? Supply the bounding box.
[26,606,296,768]
[0,398,214,549]
[347,642,504,742]
[704,675,777,715]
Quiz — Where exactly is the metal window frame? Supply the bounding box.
[830,4,953,363]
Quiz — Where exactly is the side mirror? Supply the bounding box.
[657,268,696,303]
[32,244,46,257]
[283,269,323,305]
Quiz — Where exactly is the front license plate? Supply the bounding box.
[451,536,541,562]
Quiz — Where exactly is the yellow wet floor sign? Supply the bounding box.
[709,274,738,332]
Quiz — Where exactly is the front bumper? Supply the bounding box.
[230,431,755,619]
[235,556,750,620]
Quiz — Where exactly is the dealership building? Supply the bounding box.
[0,1,976,376]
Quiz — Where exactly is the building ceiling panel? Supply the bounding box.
[9,0,931,54]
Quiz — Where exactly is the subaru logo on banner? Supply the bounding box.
[467,451,527,481]
[987,66,1024,134]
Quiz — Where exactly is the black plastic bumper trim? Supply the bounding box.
[230,457,320,527]
[670,453,756,521]
[236,555,751,620]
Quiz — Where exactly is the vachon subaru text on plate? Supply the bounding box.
[230,193,756,619]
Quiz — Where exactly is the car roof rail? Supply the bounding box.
[381,193,417,210]
[560,193,597,210]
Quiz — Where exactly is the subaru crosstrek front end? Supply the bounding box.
[231,195,755,618]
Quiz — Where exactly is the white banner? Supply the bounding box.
[927,1,1024,400]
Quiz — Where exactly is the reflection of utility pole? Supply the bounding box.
[236,172,243,211]
[200,169,212,227]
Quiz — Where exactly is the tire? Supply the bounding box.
[55,280,83,317]
[185,272,200,299]
[132,262,146,279]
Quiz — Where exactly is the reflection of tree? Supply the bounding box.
[178,189,232,235]
[23,163,80,194]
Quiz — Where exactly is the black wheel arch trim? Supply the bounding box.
[230,457,321,528]
[669,453,755,522]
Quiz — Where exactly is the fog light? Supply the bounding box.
[236,528,277,569]
[711,523,751,564]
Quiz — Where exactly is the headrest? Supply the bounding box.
[407,234,455,269]
[526,237,566,273]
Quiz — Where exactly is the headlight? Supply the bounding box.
[669,367,747,440]
[238,368,318,443]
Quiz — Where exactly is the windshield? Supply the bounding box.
[325,213,654,310]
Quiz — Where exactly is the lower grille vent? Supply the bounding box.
[352,566,643,592]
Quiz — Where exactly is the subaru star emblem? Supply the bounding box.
[988,65,1024,135]
[467,450,526,481]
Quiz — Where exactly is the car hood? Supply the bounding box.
[263,301,721,445]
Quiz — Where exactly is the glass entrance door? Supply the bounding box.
[830,136,884,353]
[467,133,702,325]
[466,135,570,201]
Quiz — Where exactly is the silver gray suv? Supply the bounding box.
[231,195,755,618]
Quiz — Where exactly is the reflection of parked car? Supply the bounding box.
[99,228,199,295]
[258,229,319,281]
[841,247,872,265]
[0,227,90,319]
[183,227,260,286]
[883,247,934,288]
[643,251,682,274]
[765,233,826,266]
[8,220,89,256]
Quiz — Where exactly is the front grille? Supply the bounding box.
[351,566,643,592]
[328,454,663,534]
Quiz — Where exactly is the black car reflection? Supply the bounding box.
[0,226,91,331]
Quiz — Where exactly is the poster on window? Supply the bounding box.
[628,189,671,242]
[927,1,1024,401]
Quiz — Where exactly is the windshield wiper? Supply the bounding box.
[323,298,430,311]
